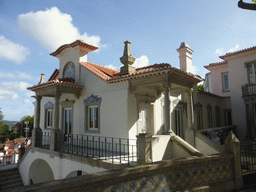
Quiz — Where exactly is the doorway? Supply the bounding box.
[64,108,72,142]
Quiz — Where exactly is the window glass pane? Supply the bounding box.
[89,107,94,128]
[248,64,254,83]
[224,74,229,90]
[94,107,98,128]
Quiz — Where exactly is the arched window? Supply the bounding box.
[63,62,75,80]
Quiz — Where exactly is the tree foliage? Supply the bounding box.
[197,84,204,91]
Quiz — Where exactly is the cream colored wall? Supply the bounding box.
[208,65,230,97]
[19,148,107,185]
[227,53,254,139]
[197,93,231,129]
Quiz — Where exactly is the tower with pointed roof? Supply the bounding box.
[177,42,194,74]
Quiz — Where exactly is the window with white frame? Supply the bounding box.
[88,105,99,130]
[84,94,102,133]
[63,62,75,80]
[44,101,54,129]
[222,72,229,92]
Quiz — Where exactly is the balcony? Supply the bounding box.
[41,132,137,164]
[242,83,256,98]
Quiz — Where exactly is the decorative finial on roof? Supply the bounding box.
[38,74,45,85]
[119,41,136,76]
[178,42,190,49]
[120,41,136,66]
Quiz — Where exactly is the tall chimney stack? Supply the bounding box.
[176,42,194,74]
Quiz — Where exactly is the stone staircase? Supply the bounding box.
[0,167,23,191]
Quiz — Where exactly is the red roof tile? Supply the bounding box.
[220,45,256,59]
[78,61,119,80]
[48,69,59,81]
[50,40,98,57]
[204,61,228,69]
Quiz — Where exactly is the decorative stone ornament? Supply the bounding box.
[84,94,102,104]
[119,41,136,76]
[44,101,54,109]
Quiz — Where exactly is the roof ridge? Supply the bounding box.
[220,45,256,59]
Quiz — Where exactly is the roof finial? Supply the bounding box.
[38,73,45,84]
[120,41,136,66]
[119,41,136,76]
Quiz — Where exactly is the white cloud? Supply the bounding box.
[229,44,239,53]
[0,36,30,64]
[18,7,101,51]
[215,48,223,55]
[104,64,117,70]
[24,92,35,98]
[23,99,31,103]
[0,90,18,100]
[134,55,149,68]
[0,71,33,79]
[0,81,32,91]
[11,93,19,100]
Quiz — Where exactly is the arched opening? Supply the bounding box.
[29,159,54,185]
[65,170,88,178]
[63,62,75,80]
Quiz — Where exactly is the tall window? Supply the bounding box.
[207,104,213,128]
[195,102,203,130]
[215,106,221,127]
[44,101,54,129]
[88,105,99,130]
[248,63,256,83]
[84,94,102,133]
[63,62,75,80]
[222,72,229,92]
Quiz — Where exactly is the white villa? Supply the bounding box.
[16,39,251,190]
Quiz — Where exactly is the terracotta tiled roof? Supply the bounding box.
[78,61,119,80]
[27,77,83,91]
[48,69,59,81]
[220,45,256,59]
[107,63,203,84]
[50,40,98,57]
[204,61,228,70]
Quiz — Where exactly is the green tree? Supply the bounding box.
[197,84,204,91]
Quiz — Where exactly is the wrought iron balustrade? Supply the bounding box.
[241,142,256,174]
[60,134,137,164]
[42,131,51,149]
[242,83,256,97]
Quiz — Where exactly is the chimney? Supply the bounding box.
[119,41,136,76]
[38,73,45,84]
[176,42,194,74]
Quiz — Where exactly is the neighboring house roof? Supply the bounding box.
[50,40,98,57]
[220,45,256,60]
[198,90,230,99]
[204,61,228,70]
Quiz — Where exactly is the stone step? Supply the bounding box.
[0,174,21,184]
[1,178,23,189]
[1,182,23,191]
[0,168,19,178]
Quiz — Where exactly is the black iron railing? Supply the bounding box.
[242,83,256,98]
[60,134,137,164]
[0,151,19,167]
[42,131,51,149]
[241,142,256,174]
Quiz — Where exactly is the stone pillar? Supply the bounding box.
[225,131,243,190]
[136,133,152,164]
[162,82,172,134]
[50,90,63,151]
[185,89,195,146]
[32,96,42,147]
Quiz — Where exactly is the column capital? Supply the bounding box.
[186,88,194,95]
[36,95,42,100]
[162,82,171,89]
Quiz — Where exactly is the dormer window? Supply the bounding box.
[63,62,75,80]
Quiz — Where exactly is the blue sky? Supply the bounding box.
[0,0,255,121]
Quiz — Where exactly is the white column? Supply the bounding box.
[32,95,42,147]
[185,88,195,146]
[54,91,60,129]
[162,82,172,134]
[35,96,42,128]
